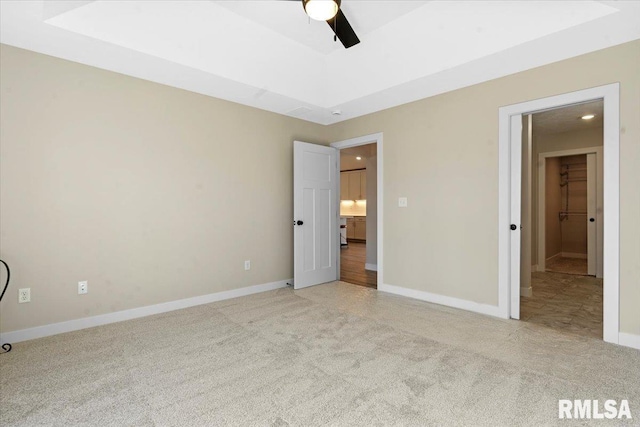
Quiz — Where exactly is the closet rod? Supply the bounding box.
[560,180,587,186]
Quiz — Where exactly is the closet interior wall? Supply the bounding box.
[559,154,588,256]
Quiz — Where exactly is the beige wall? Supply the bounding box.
[536,126,604,154]
[531,126,604,265]
[340,157,365,171]
[2,40,639,338]
[545,158,562,258]
[0,45,327,333]
[328,40,640,335]
[365,155,377,266]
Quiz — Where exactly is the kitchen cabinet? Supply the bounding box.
[354,217,366,240]
[346,217,366,241]
[346,218,355,239]
[340,170,366,200]
[348,172,361,200]
[340,173,349,202]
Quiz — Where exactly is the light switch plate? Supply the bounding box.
[398,197,408,208]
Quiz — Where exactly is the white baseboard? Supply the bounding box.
[0,279,291,345]
[365,263,378,271]
[532,264,539,272]
[562,252,587,259]
[546,253,561,262]
[618,332,640,350]
[379,283,503,318]
[520,286,533,297]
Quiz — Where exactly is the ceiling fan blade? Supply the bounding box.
[326,9,360,49]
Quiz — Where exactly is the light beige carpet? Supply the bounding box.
[1,281,639,426]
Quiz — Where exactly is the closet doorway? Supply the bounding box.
[538,148,602,277]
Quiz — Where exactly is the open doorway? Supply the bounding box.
[292,133,382,291]
[520,100,604,339]
[499,83,619,344]
[330,133,383,290]
[338,144,377,289]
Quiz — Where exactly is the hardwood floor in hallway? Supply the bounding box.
[340,242,377,289]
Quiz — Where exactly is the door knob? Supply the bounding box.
[296,220,304,226]
[590,218,595,222]
[510,224,517,230]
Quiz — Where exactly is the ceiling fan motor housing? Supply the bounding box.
[302,0,342,21]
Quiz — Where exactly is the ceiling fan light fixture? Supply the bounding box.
[303,0,341,21]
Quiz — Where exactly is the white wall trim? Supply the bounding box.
[618,333,640,351]
[332,132,383,288]
[499,83,620,344]
[561,252,587,259]
[0,279,290,345]
[379,283,502,318]
[365,263,378,271]
[520,286,533,298]
[546,252,562,262]
[532,264,539,272]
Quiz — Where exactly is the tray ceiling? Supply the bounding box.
[1,1,639,124]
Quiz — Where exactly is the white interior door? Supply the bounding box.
[510,114,523,319]
[293,141,338,289]
[587,153,597,276]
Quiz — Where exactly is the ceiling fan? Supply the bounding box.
[286,0,360,49]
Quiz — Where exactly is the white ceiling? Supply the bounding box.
[1,1,639,125]
[533,100,603,135]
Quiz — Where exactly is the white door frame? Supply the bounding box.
[498,83,619,344]
[537,146,603,277]
[331,133,383,288]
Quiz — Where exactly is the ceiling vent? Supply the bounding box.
[287,107,313,117]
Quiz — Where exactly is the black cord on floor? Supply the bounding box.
[0,259,12,353]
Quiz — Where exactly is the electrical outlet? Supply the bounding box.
[18,288,30,303]
[78,281,88,295]
[398,197,408,208]
[244,260,251,271]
